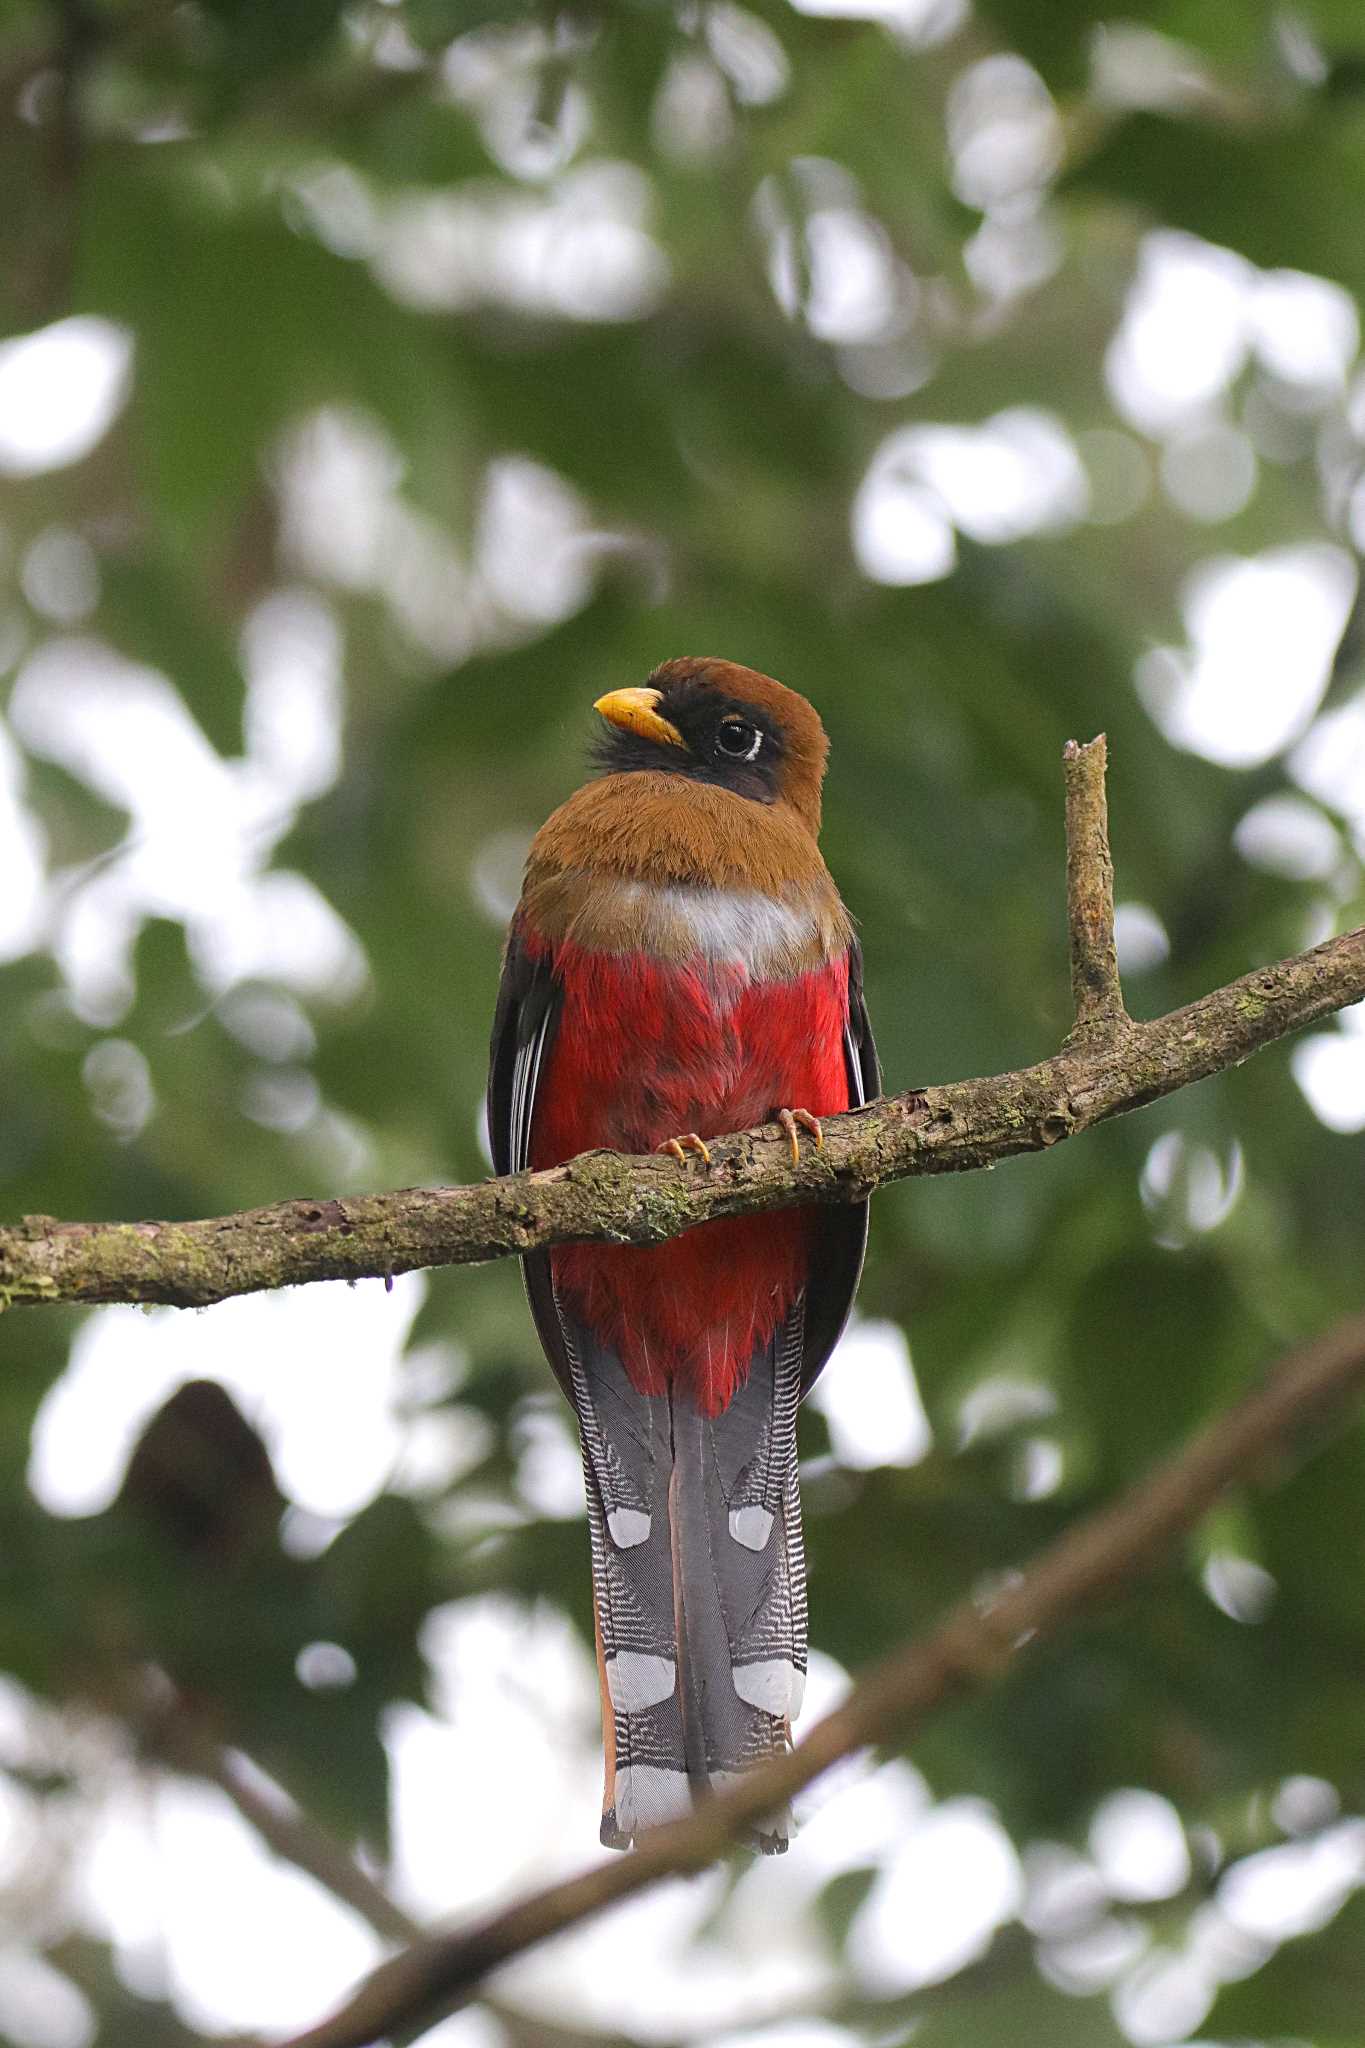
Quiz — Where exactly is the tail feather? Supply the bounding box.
[559,1284,808,1852]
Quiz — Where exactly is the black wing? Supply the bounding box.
[485,921,576,1400]
[799,936,879,1396]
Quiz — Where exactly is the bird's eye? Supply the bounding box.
[716,719,763,763]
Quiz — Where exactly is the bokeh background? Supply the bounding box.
[2,0,1365,2043]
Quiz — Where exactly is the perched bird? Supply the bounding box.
[488,658,876,1851]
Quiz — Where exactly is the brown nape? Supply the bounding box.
[647,657,830,833]
[529,771,841,897]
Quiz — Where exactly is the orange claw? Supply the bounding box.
[658,1132,713,1166]
[777,1107,824,1166]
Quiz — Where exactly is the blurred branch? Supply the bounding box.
[282,1305,1365,2048]
[1,739,1361,1314]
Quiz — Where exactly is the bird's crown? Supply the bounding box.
[592,657,829,832]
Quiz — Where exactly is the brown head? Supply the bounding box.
[591,658,830,834]
[526,658,844,904]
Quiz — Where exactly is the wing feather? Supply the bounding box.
[486,921,576,1399]
[799,937,879,1395]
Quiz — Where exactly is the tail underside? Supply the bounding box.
[560,1294,808,1852]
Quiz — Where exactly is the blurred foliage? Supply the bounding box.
[1,0,1365,2043]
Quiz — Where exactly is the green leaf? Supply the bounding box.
[1071,107,1365,297]
[98,557,247,757]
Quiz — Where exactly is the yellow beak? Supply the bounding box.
[593,686,685,750]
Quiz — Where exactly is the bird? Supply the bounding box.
[487,657,877,1852]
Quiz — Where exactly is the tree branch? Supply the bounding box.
[1063,733,1128,1040]
[282,1304,1365,2048]
[0,733,1361,1312]
[0,736,1360,1320]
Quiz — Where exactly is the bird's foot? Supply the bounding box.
[657,1132,713,1166]
[776,1107,823,1166]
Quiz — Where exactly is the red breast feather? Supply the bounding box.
[528,933,851,1415]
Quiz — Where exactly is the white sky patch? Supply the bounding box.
[652,52,736,163]
[187,865,368,999]
[1274,1774,1340,1835]
[1140,1131,1244,1241]
[1203,1551,1277,1624]
[0,1755,38,1859]
[242,588,344,805]
[286,160,380,260]
[391,1402,494,1502]
[1090,23,1217,113]
[10,640,245,858]
[1235,792,1343,880]
[9,635,368,1017]
[792,1748,932,1876]
[1182,1897,1274,1987]
[1251,269,1359,392]
[1040,1913,1149,1997]
[1218,1819,1365,1942]
[512,1400,586,1518]
[1292,1031,1365,1132]
[1291,698,1365,844]
[0,318,132,477]
[809,1316,931,1469]
[886,410,1086,545]
[964,196,1063,305]
[946,54,1061,211]
[1136,544,1356,768]
[276,406,406,592]
[414,2014,508,2048]
[789,0,966,45]
[477,457,594,626]
[275,408,494,666]
[1022,1841,1108,1937]
[1114,901,1170,974]
[27,1273,425,1521]
[1089,1790,1191,1903]
[853,407,1084,583]
[1112,1947,1214,2046]
[958,1375,1056,1446]
[1107,232,1253,434]
[440,26,590,185]
[1108,236,1356,436]
[850,1798,1023,1991]
[766,204,906,345]
[149,1778,380,2035]
[852,471,956,586]
[373,163,669,323]
[0,1950,93,2048]
[388,1596,603,1921]
[704,3,791,106]
[1010,1435,1064,1501]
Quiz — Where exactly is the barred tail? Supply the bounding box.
[561,1291,807,1852]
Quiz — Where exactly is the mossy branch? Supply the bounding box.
[0,737,1361,1313]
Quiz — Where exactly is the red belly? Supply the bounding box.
[529,940,851,1413]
